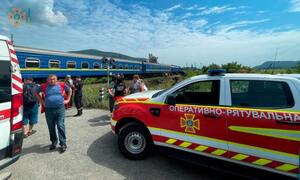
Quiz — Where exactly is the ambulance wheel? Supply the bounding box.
[118,122,152,160]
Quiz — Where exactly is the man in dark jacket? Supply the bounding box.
[74,76,83,117]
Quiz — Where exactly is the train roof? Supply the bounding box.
[15,45,143,64]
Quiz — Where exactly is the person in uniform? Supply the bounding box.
[64,75,74,108]
[113,75,127,101]
[74,76,83,117]
[108,75,117,114]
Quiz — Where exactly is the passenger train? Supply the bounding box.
[15,46,183,79]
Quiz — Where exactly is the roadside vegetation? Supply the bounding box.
[82,61,300,109]
[82,75,180,109]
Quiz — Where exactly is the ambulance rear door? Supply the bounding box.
[0,40,12,159]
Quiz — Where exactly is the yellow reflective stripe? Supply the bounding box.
[194,145,208,152]
[179,142,192,148]
[227,141,298,159]
[211,149,227,156]
[157,127,227,144]
[275,164,298,172]
[166,138,177,144]
[148,126,298,159]
[252,159,272,166]
[231,154,249,161]
[117,101,164,105]
[229,126,300,142]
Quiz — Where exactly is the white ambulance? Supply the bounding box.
[0,35,23,169]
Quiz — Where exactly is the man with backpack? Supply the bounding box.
[35,74,72,153]
[22,78,39,138]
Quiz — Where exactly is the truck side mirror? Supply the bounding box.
[166,94,176,105]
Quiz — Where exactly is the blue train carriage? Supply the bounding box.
[15,46,143,80]
[170,65,185,75]
[143,62,172,76]
[110,57,143,76]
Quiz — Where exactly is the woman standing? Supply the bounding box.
[128,75,144,94]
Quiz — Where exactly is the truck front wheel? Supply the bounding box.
[118,123,152,160]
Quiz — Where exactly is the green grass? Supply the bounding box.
[82,76,179,109]
[82,84,109,109]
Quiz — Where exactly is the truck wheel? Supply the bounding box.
[118,123,152,160]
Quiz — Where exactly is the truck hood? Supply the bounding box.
[124,90,161,100]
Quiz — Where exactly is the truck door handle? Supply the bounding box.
[150,108,160,117]
[204,113,220,119]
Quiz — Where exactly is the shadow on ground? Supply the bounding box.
[22,144,59,155]
[86,132,240,180]
[88,115,110,127]
[88,115,111,127]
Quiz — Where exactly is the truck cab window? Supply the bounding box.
[172,80,220,105]
[230,80,294,108]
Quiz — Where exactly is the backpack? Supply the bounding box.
[23,83,38,105]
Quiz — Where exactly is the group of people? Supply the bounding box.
[22,75,83,153]
[107,74,147,113]
[22,73,147,153]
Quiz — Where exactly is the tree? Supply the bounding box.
[148,53,158,63]
[297,62,300,73]
[200,63,221,74]
[221,62,252,73]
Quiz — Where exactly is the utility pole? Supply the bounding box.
[10,34,14,44]
[272,48,278,74]
[107,63,110,88]
[103,57,115,88]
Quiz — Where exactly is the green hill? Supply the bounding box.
[254,61,300,69]
[70,49,148,62]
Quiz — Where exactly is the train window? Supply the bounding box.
[49,60,60,68]
[112,64,116,69]
[93,63,100,69]
[119,65,123,69]
[82,62,89,69]
[25,58,40,68]
[125,65,128,69]
[67,61,76,68]
[103,64,107,69]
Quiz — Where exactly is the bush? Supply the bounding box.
[82,76,180,109]
[82,84,109,110]
[83,77,107,84]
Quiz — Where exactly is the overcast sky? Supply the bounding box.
[1,0,300,67]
